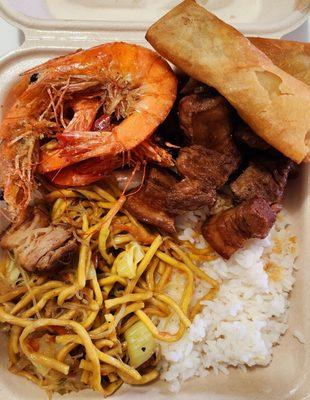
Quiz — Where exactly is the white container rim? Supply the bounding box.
[0,0,309,39]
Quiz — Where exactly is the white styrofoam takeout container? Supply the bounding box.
[0,1,309,399]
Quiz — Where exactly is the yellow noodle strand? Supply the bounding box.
[126,236,162,294]
[85,195,126,237]
[90,275,103,307]
[146,258,159,291]
[117,369,159,385]
[96,349,141,380]
[94,339,114,349]
[154,293,191,328]
[76,189,103,201]
[19,319,102,392]
[134,310,159,336]
[22,287,66,318]
[77,214,91,289]
[143,307,166,317]
[0,307,31,327]
[0,286,28,303]
[153,250,194,312]
[105,292,153,309]
[11,281,64,315]
[45,189,79,202]
[91,186,116,202]
[56,343,78,362]
[190,287,218,320]
[57,285,78,306]
[135,310,185,343]
[156,264,172,292]
[168,241,219,287]
[119,315,139,334]
[98,275,127,288]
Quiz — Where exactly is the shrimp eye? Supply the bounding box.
[30,73,39,84]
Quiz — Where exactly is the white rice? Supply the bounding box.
[158,209,298,392]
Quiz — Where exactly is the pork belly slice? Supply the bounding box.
[202,198,276,259]
[166,178,216,214]
[167,145,238,215]
[230,156,294,205]
[0,207,77,272]
[178,93,241,168]
[125,168,177,234]
[176,145,238,189]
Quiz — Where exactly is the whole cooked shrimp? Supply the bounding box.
[0,42,177,220]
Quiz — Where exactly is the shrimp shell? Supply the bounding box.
[0,42,177,220]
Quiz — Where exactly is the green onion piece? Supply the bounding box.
[125,320,155,368]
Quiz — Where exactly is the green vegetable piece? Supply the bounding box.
[125,320,155,368]
[114,241,144,279]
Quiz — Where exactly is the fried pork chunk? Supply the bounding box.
[230,156,294,205]
[167,178,216,214]
[0,207,77,272]
[178,93,241,167]
[176,145,238,188]
[234,122,275,152]
[202,198,276,259]
[166,145,236,214]
[125,168,177,234]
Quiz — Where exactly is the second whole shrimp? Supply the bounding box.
[0,42,177,221]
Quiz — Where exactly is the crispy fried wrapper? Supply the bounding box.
[146,0,310,163]
[249,37,310,86]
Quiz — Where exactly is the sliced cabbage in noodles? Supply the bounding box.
[114,241,144,279]
[29,334,60,377]
[125,320,155,368]
[7,258,22,286]
[0,251,21,289]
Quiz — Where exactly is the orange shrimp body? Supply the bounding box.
[0,82,52,221]
[0,42,177,220]
[38,42,177,171]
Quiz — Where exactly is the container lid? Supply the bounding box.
[0,0,309,42]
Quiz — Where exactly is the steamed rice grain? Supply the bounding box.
[159,210,297,392]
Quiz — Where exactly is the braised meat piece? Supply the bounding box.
[125,168,177,234]
[202,198,276,259]
[0,208,77,272]
[166,145,234,214]
[234,122,275,153]
[144,167,177,208]
[230,156,293,205]
[178,93,241,167]
[176,145,237,189]
[166,178,216,214]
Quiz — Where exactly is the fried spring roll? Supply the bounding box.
[249,37,310,86]
[146,0,310,163]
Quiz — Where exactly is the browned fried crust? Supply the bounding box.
[176,145,237,189]
[249,37,310,86]
[230,157,293,204]
[125,168,177,234]
[202,198,276,259]
[166,178,216,214]
[179,94,240,166]
[146,0,310,163]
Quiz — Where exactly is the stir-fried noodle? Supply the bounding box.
[0,181,218,397]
